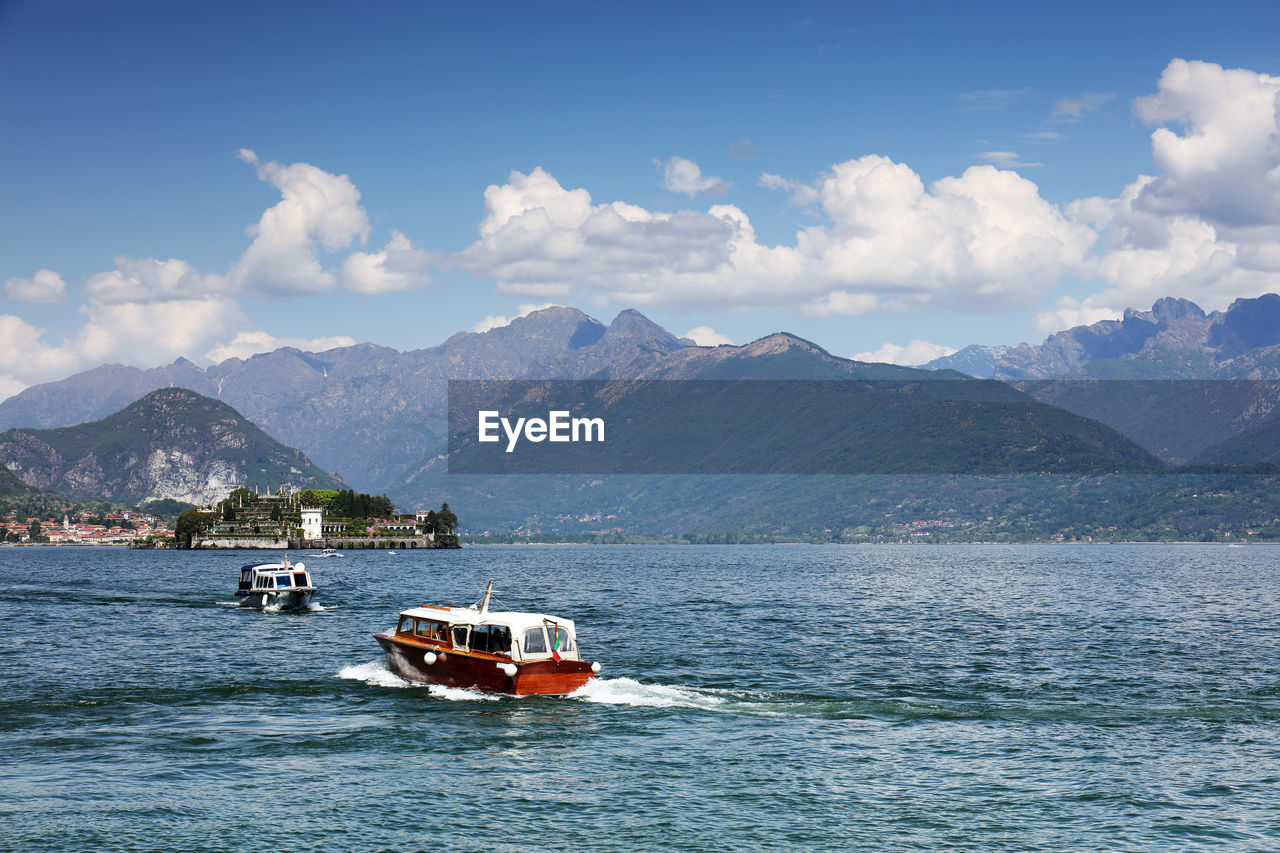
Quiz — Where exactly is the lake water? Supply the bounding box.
[1,544,1278,851]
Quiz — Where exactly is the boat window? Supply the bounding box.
[416,620,447,641]
[470,625,512,655]
[397,616,414,634]
[275,575,292,588]
[451,625,469,648]
[523,627,547,654]
[293,572,308,587]
[552,626,574,654]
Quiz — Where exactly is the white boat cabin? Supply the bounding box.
[238,561,315,594]
[394,605,580,663]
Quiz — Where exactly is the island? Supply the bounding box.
[174,487,460,549]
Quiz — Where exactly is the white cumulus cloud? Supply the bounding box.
[854,340,958,366]
[204,331,358,363]
[229,148,370,296]
[341,229,435,294]
[660,156,729,197]
[682,326,734,346]
[1033,296,1123,333]
[84,256,227,304]
[473,303,558,333]
[1061,60,1280,317]
[759,172,820,206]
[1132,59,1280,227]
[4,269,67,304]
[0,298,246,400]
[458,157,1091,316]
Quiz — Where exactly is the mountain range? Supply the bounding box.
[2,294,1279,534]
[926,294,1280,380]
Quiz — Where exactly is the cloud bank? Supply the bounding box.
[6,58,1280,400]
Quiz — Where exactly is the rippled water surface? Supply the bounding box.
[2,544,1278,851]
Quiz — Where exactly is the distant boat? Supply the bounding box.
[315,548,342,557]
[235,558,317,609]
[387,550,397,555]
[373,580,601,695]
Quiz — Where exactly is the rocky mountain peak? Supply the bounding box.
[1210,293,1280,355]
[599,309,686,349]
[0,388,342,505]
[741,332,825,356]
[1150,296,1207,325]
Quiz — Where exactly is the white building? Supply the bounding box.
[301,508,323,540]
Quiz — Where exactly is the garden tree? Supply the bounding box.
[436,502,458,534]
[420,510,438,534]
[222,503,236,522]
[229,487,257,506]
[29,519,42,541]
[370,495,395,518]
[174,509,204,549]
[296,489,339,513]
[269,504,283,523]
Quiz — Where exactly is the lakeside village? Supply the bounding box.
[2,486,459,549]
[1,507,170,546]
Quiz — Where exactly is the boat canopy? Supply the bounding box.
[238,561,314,591]
[399,605,575,637]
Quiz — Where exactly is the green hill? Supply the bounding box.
[1192,417,1280,470]
[0,388,344,505]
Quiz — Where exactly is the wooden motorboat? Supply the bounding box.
[373,581,600,696]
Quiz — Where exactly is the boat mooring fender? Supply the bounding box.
[260,594,268,607]
[423,652,437,665]
[498,663,517,678]
[590,662,601,673]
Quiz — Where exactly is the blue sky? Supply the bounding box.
[3,0,1280,397]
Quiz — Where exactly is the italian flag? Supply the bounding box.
[550,624,562,662]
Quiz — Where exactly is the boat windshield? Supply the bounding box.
[523,627,547,654]
[275,574,292,588]
[415,619,448,641]
[552,626,575,653]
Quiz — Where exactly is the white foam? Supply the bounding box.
[425,684,500,702]
[569,677,728,709]
[338,659,418,688]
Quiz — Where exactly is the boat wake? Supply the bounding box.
[569,677,731,710]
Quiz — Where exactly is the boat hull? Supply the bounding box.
[374,632,595,696]
[236,589,316,609]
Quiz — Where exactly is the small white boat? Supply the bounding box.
[387,550,397,555]
[315,548,343,557]
[235,557,317,609]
